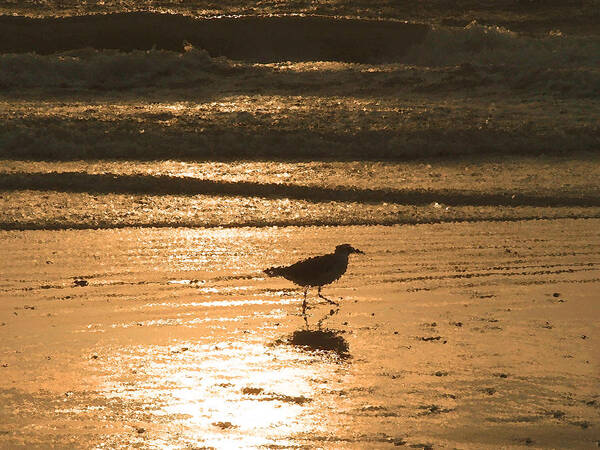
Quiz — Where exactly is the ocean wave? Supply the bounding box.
[403,21,600,68]
[0,46,233,89]
[0,13,428,62]
[1,13,599,69]
[1,46,598,96]
[0,14,598,96]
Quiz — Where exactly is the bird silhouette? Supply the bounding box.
[264,244,364,308]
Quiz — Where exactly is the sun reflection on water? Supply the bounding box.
[98,336,344,447]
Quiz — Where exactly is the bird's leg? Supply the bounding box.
[302,287,312,310]
[318,286,339,306]
[302,304,309,329]
[302,287,310,329]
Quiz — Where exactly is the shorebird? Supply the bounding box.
[264,244,364,307]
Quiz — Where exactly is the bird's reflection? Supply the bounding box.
[287,304,350,358]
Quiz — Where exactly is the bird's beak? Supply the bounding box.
[353,248,364,254]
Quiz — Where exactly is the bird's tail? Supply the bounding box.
[263,266,285,277]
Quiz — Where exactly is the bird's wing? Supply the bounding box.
[287,253,336,275]
[264,252,339,285]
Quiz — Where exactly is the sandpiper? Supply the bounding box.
[264,244,364,307]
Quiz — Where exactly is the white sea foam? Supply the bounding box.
[403,21,600,68]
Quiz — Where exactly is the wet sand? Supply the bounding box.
[1,219,598,448]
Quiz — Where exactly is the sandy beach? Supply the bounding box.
[1,219,598,448]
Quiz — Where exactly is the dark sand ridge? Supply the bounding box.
[2,171,599,208]
[0,13,428,62]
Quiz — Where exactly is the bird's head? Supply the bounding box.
[335,244,364,255]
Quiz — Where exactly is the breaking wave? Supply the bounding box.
[0,14,598,95]
[0,13,428,61]
[0,46,233,89]
[404,21,600,68]
[1,13,598,67]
